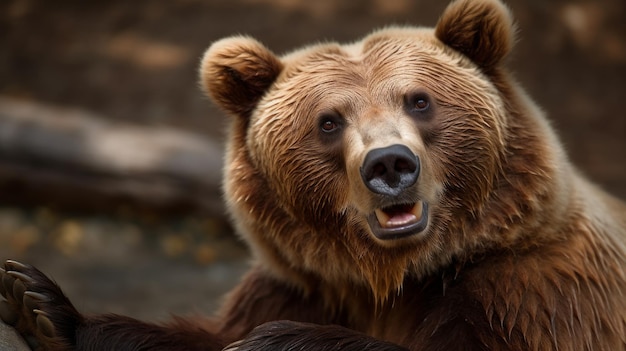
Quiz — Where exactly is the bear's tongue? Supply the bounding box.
[375,201,423,228]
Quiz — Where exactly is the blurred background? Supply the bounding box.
[0,0,624,321]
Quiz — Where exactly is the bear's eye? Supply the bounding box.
[414,98,429,110]
[318,114,343,134]
[321,120,338,132]
[404,91,433,118]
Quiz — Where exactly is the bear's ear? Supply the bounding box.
[435,0,515,69]
[199,36,283,118]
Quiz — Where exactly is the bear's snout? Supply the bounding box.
[360,144,420,197]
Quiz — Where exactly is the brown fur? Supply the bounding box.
[2,0,625,350]
[199,0,626,348]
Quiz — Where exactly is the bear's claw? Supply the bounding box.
[34,310,57,338]
[0,260,78,350]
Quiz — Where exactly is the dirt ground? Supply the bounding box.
[0,0,625,321]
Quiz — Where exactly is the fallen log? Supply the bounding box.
[0,321,28,351]
[0,97,225,216]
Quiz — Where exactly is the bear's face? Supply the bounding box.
[245,31,506,243]
[201,0,522,297]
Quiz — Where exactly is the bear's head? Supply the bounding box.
[200,0,561,300]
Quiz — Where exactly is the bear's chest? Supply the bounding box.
[343,274,486,346]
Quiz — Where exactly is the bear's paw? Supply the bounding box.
[225,321,409,351]
[0,260,79,350]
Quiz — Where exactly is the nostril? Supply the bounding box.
[395,158,416,174]
[372,163,387,178]
[360,144,420,196]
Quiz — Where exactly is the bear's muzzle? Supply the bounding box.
[360,144,429,240]
[359,144,420,197]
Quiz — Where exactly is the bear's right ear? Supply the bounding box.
[435,0,514,69]
[199,36,283,118]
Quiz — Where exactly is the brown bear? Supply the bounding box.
[2,0,626,350]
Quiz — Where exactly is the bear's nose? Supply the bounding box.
[360,144,420,197]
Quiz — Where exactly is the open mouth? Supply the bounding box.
[367,201,429,240]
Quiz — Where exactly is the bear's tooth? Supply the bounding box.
[375,209,391,228]
[411,201,424,222]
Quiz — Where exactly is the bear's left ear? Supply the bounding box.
[199,36,283,118]
[435,0,515,69]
